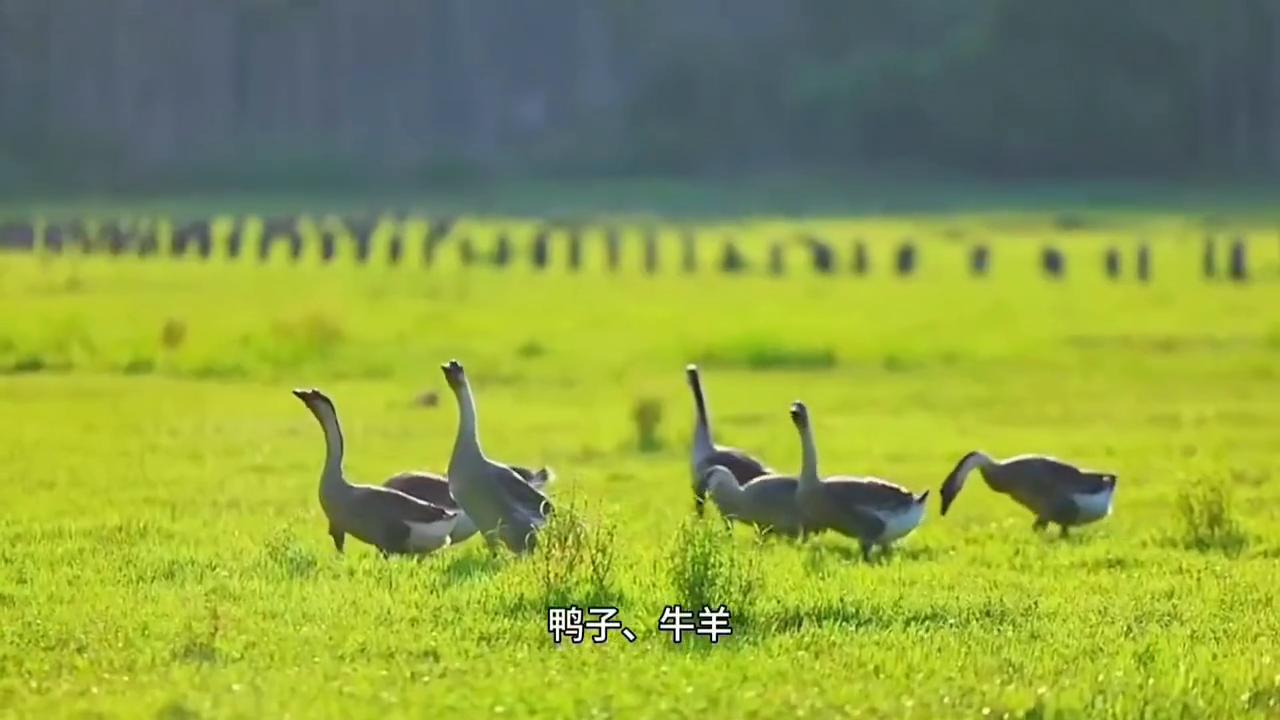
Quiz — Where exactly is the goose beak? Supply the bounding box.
[789,401,807,427]
[440,360,465,386]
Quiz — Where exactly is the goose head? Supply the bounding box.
[789,401,809,431]
[702,465,737,496]
[441,359,467,391]
[685,364,701,387]
[292,388,336,418]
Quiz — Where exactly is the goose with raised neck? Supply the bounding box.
[293,388,458,556]
[939,450,1117,537]
[442,359,552,554]
[685,364,772,516]
[791,401,929,561]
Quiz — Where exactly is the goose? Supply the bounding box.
[702,465,806,538]
[383,466,555,544]
[441,359,553,554]
[939,451,1117,537]
[686,364,772,516]
[292,389,458,556]
[791,401,929,561]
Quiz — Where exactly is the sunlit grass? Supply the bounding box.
[1,210,1279,718]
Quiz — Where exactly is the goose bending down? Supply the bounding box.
[384,466,555,544]
[442,360,553,554]
[939,451,1117,537]
[292,389,458,556]
[686,364,772,516]
[791,401,929,561]
[703,465,806,538]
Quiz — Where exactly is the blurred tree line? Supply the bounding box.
[0,0,1276,192]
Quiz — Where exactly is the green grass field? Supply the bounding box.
[2,210,1280,718]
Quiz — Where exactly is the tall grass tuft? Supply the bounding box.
[534,499,619,608]
[1174,481,1249,556]
[665,515,760,628]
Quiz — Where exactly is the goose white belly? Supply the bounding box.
[405,517,457,552]
[874,501,926,544]
[1071,488,1114,525]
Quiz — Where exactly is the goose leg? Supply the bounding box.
[1059,524,1071,539]
[329,526,346,553]
[860,542,874,563]
[1032,518,1049,533]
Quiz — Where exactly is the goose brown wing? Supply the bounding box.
[739,474,799,505]
[703,448,770,483]
[353,485,457,524]
[493,464,555,519]
[1005,457,1114,495]
[383,471,456,508]
[826,477,917,509]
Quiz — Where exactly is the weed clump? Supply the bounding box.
[632,397,663,452]
[160,318,188,350]
[1174,481,1249,556]
[534,500,618,608]
[665,515,759,627]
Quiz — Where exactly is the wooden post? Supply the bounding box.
[681,229,697,273]
[1041,247,1064,279]
[721,240,747,273]
[643,227,658,274]
[458,236,475,267]
[768,243,785,276]
[895,242,916,276]
[493,232,511,266]
[1135,243,1150,282]
[531,229,549,270]
[1104,248,1121,279]
[349,217,374,264]
[226,223,243,259]
[567,227,582,271]
[806,236,833,274]
[970,245,989,276]
[1228,238,1248,281]
[1202,237,1217,278]
[387,234,403,265]
[423,217,455,267]
[851,240,868,275]
[44,224,66,254]
[605,227,621,272]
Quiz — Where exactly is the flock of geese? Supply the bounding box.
[293,362,1120,561]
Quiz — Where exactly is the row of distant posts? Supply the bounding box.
[0,217,1256,281]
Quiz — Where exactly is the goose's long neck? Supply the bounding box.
[690,377,714,456]
[450,382,483,464]
[958,451,996,482]
[798,422,820,487]
[312,402,347,492]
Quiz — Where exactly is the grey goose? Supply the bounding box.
[791,401,928,561]
[939,451,1117,536]
[441,360,553,555]
[293,389,458,556]
[686,364,772,516]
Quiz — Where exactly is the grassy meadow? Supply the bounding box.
[2,209,1280,718]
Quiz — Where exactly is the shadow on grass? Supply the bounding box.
[802,540,940,566]
[440,550,510,585]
